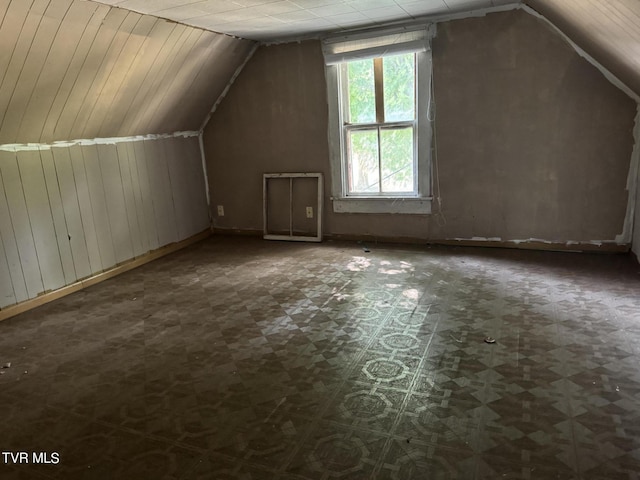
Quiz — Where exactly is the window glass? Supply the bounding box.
[348,129,379,193]
[380,127,414,192]
[383,53,415,122]
[342,53,418,196]
[347,59,376,124]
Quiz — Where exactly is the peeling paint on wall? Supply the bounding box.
[0,131,200,151]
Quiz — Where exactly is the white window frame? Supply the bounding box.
[324,25,435,215]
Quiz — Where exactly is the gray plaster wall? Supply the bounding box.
[203,9,637,245]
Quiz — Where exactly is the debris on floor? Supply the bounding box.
[357,240,371,253]
[484,336,496,344]
[2,362,11,368]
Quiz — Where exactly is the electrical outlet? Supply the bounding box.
[217,205,224,216]
[306,206,313,219]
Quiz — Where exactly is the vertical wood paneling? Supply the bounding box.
[143,31,207,134]
[171,35,248,133]
[26,1,102,142]
[1,151,44,298]
[97,143,133,264]
[52,146,92,280]
[131,28,203,135]
[0,0,50,141]
[143,138,177,247]
[132,140,159,251]
[81,143,116,270]
[0,164,21,307]
[45,4,111,142]
[0,2,36,112]
[0,223,16,308]
[113,21,182,136]
[97,18,174,138]
[11,0,75,143]
[116,143,144,257]
[164,137,190,240]
[83,15,157,138]
[0,136,208,309]
[40,148,77,285]
[72,11,140,138]
[125,141,150,253]
[69,144,103,274]
[53,8,129,142]
[118,24,193,136]
[0,1,254,144]
[529,0,640,96]
[154,32,222,133]
[185,136,210,235]
[17,149,66,292]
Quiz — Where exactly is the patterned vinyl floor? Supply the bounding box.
[1,236,639,479]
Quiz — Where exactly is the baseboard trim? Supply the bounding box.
[0,230,211,322]
[329,233,629,253]
[212,229,630,253]
[429,239,630,253]
[212,227,263,237]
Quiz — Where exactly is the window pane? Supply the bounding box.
[347,60,376,124]
[348,129,379,193]
[380,127,414,192]
[383,53,415,122]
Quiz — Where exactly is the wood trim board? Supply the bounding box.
[0,229,211,322]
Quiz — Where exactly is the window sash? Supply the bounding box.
[324,33,433,213]
[340,54,417,196]
[344,123,417,196]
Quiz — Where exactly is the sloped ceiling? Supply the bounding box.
[0,0,254,145]
[90,0,518,41]
[89,0,640,102]
[2,0,639,144]
[526,0,640,98]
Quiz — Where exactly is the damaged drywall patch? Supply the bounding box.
[615,106,640,244]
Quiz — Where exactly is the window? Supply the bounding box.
[343,53,416,195]
[323,25,435,214]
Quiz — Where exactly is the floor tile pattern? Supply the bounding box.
[1,236,639,479]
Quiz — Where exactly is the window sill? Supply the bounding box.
[332,197,432,214]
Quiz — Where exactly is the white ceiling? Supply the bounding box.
[90,0,518,41]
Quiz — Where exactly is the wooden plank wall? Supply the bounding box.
[0,0,254,144]
[0,134,209,309]
[527,0,640,96]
